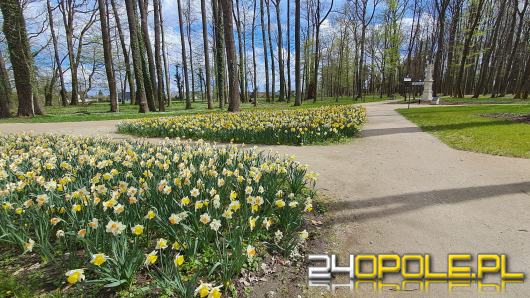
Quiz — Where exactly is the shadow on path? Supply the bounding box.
[326,182,530,224]
[362,127,421,137]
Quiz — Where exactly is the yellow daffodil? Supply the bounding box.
[90,253,108,266]
[156,238,168,250]
[131,224,144,236]
[65,269,85,284]
[174,254,185,267]
[144,250,158,266]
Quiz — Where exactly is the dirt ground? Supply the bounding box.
[1,101,529,297]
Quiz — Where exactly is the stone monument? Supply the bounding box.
[421,63,434,102]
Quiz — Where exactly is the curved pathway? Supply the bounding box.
[1,102,529,297]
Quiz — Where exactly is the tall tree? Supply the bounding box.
[110,0,136,105]
[137,0,158,111]
[251,0,258,106]
[286,0,291,101]
[308,0,333,101]
[266,0,275,101]
[353,0,378,100]
[213,0,226,108]
[177,0,192,109]
[272,0,286,100]
[185,1,196,103]
[220,0,241,111]
[433,0,450,96]
[97,0,118,112]
[0,51,11,117]
[259,0,270,101]
[46,0,67,106]
[201,0,213,109]
[235,0,247,102]
[153,0,166,111]
[59,0,97,105]
[159,3,172,106]
[456,0,486,98]
[1,0,43,116]
[124,0,149,112]
[294,0,302,106]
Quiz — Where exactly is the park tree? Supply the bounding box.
[294,0,302,106]
[124,0,149,112]
[153,0,166,111]
[220,0,241,112]
[201,0,213,109]
[0,50,11,117]
[59,0,98,106]
[177,0,191,109]
[97,0,117,112]
[260,0,270,101]
[46,0,67,106]
[0,0,43,116]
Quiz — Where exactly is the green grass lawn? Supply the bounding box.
[398,105,530,158]
[0,95,387,123]
[395,95,529,105]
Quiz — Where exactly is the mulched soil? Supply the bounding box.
[482,113,530,124]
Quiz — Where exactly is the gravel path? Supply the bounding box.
[1,102,529,297]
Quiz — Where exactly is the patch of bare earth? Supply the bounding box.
[482,112,530,123]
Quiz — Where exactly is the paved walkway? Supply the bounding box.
[1,102,529,297]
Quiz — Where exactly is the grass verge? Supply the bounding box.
[398,105,530,158]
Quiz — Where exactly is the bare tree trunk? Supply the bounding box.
[1,0,42,116]
[273,0,286,101]
[111,0,136,105]
[294,0,302,106]
[500,0,528,96]
[0,50,11,117]
[456,0,485,98]
[220,0,241,112]
[153,0,166,111]
[46,0,67,106]
[433,0,450,97]
[159,4,171,106]
[235,0,247,102]
[124,0,148,112]
[259,0,270,101]
[251,0,258,106]
[177,0,192,109]
[472,0,505,98]
[286,0,291,102]
[97,0,118,112]
[137,0,158,111]
[266,0,275,101]
[201,0,213,109]
[213,0,226,108]
[185,2,196,103]
[443,0,462,95]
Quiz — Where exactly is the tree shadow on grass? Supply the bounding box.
[361,120,515,137]
[325,182,530,225]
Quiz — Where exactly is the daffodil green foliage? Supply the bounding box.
[118,105,367,145]
[0,135,316,296]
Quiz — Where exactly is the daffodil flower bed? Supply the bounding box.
[117,105,367,145]
[0,134,317,296]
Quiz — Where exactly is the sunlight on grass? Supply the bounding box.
[398,105,530,158]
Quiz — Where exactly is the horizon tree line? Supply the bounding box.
[0,0,529,118]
